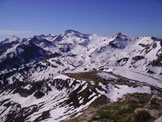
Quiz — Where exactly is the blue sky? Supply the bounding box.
[0,0,162,40]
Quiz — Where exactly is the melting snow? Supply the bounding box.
[98,72,117,80]
[113,68,162,88]
[107,84,151,102]
[53,74,70,80]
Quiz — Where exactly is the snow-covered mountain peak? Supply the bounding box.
[113,32,135,41]
[0,36,20,44]
[114,32,127,37]
[109,32,136,49]
[61,29,90,39]
[64,29,81,35]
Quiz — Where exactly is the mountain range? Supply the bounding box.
[0,30,162,122]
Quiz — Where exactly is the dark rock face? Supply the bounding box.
[29,36,55,47]
[34,91,45,99]
[46,52,62,59]
[54,35,63,42]
[109,40,126,49]
[117,57,129,66]
[0,43,48,70]
[132,56,145,61]
[151,55,162,67]
[59,44,72,52]
[151,37,162,41]
[0,41,19,56]
[135,109,152,122]
[1,102,38,122]
[149,95,162,107]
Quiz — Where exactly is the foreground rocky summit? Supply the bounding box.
[0,30,162,122]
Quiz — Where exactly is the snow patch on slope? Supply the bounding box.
[107,84,151,102]
[113,68,162,88]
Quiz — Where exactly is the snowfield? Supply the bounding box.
[107,84,151,102]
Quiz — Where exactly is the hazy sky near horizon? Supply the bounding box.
[0,0,162,40]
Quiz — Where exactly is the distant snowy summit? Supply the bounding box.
[109,32,137,49]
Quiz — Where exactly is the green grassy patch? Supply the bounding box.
[89,93,154,122]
